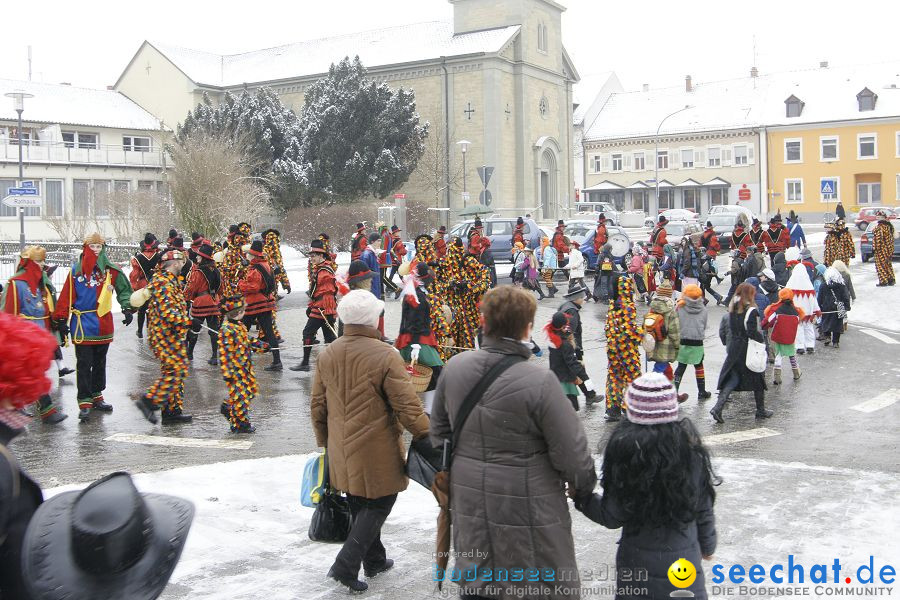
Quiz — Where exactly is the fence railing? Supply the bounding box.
[0,142,165,168]
[0,241,138,289]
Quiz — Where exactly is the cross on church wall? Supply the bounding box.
[464,102,476,120]
[505,104,511,120]
[145,62,152,75]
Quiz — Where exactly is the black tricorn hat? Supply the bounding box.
[309,239,328,254]
[247,239,264,256]
[170,237,184,249]
[197,243,215,261]
[557,219,565,227]
[142,233,158,249]
[347,259,374,282]
[22,472,194,600]
[228,224,239,234]
[168,228,177,240]
[355,222,365,232]
[516,216,524,225]
[437,225,447,233]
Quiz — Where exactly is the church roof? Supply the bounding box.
[0,78,165,131]
[149,22,521,88]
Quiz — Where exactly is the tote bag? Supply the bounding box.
[300,451,327,508]
[744,308,767,373]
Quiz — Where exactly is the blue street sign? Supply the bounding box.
[821,180,836,195]
[20,180,35,188]
[8,187,38,196]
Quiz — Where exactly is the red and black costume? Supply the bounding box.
[129,233,160,338]
[238,240,281,370]
[512,217,526,247]
[749,220,765,253]
[185,243,222,364]
[730,225,751,259]
[762,217,791,263]
[700,224,720,258]
[434,226,448,258]
[350,223,367,262]
[296,239,338,371]
[593,214,609,255]
[551,219,568,256]
[650,218,669,259]
[384,225,405,291]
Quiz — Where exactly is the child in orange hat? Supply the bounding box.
[762,288,805,385]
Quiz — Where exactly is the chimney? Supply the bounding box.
[642,83,649,92]
[685,75,693,92]
[820,61,829,68]
[107,85,114,90]
[750,66,759,78]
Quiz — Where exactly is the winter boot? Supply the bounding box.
[604,405,621,422]
[773,368,782,385]
[161,408,193,424]
[264,349,283,372]
[37,396,67,424]
[547,286,557,298]
[91,395,113,412]
[290,344,313,372]
[327,568,368,593]
[364,559,395,578]
[537,287,546,300]
[135,395,159,424]
[186,331,199,361]
[697,378,712,400]
[231,422,256,434]
[754,395,773,419]
[567,395,579,412]
[792,367,802,380]
[709,392,729,424]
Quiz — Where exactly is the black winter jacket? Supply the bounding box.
[548,340,588,383]
[559,301,584,351]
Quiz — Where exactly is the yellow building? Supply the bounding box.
[765,65,900,218]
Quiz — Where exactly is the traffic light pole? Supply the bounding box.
[16,107,25,253]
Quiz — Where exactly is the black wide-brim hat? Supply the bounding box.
[23,472,194,600]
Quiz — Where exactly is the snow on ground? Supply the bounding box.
[846,259,900,331]
[282,246,350,294]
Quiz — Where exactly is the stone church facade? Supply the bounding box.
[115,0,578,220]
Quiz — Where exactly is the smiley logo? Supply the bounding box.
[667,558,696,588]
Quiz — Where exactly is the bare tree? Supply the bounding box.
[45,214,89,243]
[414,121,463,209]
[168,134,274,240]
[102,189,174,243]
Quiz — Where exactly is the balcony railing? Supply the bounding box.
[0,141,166,169]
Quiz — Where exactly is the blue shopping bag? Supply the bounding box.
[301,451,328,508]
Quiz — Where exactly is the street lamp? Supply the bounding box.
[5,90,34,252]
[457,140,470,206]
[654,105,692,216]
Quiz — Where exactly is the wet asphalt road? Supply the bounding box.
[12,228,900,489]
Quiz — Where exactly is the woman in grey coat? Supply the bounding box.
[431,286,597,599]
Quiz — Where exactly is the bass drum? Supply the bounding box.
[608,232,631,258]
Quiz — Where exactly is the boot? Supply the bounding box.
[186,331,199,361]
[231,422,256,434]
[697,378,712,400]
[38,396,68,424]
[773,368,782,385]
[755,395,773,419]
[604,405,621,422]
[327,568,368,593]
[162,408,193,424]
[567,395,579,412]
[709,392,729,423]
[364,559,394,578]
[265,349,283,372]
[135,395,159,424]
[290,345,312,371]
[91,396,113,412]
[547,286,557,298]
[792,366,802,380]
[220,402,230,420]
[58,367,75,377]
[78,407,91,421]
[537,287,546,300]
[207,356,219,366]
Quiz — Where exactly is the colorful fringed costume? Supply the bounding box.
[873,218,895,286]
[264,229,291,293]
[440,240,490,356]
[221,223,251,296]
[415,235,451,358]
[145,268,191,417]
[218,311,267,432]
[823,226,856,267]
[605,276,642,415]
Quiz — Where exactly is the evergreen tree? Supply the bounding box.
[296,57,428,205]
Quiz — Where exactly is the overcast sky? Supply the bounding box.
[1,0,897,93]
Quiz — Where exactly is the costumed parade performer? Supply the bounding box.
[413,234,451,351]
[434,225,448,258]
[0,246,67,423]
[823,219,856,267]
[221,222,251,296]
[442,237,489,355]
[238,240,282,371]
[873,210,896,287]
[350,223,367,261]
[263,228,290,343]
[762,214,791,264]
[218,295,268,433]
[52,232,133,421]
[129,233,160,338]
[605,275,642,422]
[292,239,338,372]
[184,242,222,364]
[396,262,444,407]
[546,311,591,412]
[134,249,193,424]
[784,247,821,354]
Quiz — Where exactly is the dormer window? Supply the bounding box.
[857,87,877,112]
[785,95,805,118]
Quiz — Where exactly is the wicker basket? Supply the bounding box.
[406,362,433,393]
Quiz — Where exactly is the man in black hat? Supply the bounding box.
[238,240,282,371]
[129,233,161,339]
[185,242,222,364]
[558,284,599,405]
[512,216,526,247]
[434,225,448,258]
[351,223,367,262]
[551,219,568,259]
[292,240,338,371]
[592,213,609,256]
[650,215,668,259]
[385,225,406,291]
[749,218,765,254]
[762,214,791,264]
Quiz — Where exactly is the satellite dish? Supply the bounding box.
[479,190,493,206]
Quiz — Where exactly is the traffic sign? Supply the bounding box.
[480,190,493,206]
[821,180,836,195]
[8,187,38,196]
[477,166,494,188]
[738,184,751,201]
[20,180,35,188]
[3,195,42,208]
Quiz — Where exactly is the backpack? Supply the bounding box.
[641,311,668,352]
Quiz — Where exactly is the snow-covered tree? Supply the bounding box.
[175,88,303,209]
[295,57,428,205]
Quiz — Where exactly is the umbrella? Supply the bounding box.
[430,471,451,590]
[457,204,493,216]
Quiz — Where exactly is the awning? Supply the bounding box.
[703,177,731,187]
[655,180,674,188]
[676,178,703,188]
[583,180,625,192]
[627,181,649,189]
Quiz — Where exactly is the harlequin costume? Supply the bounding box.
[263,228,290,344]
[185,243,222,365]
[784,247,821,352]
[52,232,133,421]
[762,215,791,263]
[649,216,668,259]
[396,263,444,387]
[135,250,193,424]
[604,275,642,421]
[434,226,448,258]
[873,213,896,286]
[221,222,251,296]
[0,246,67,423]
[442,238,489,355]
[238,240,282,370]
[129,233,160,338]
[823,220,856,267]
[293,239,338,372]
[218,295,268,433]
[413,235,451,354]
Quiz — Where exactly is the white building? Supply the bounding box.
[0,79,169,241]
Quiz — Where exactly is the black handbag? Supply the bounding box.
[308,488,351,543]
[406,436,444,489]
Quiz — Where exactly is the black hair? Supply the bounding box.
[600,418,720,530]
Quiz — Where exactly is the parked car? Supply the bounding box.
[706,213,747,252]
[660,220,703,247]
[573,201,620,225]
[854,207,899,231]
[569,223,633,269]
[707,204,755,226]
[449,217,541,262]
[860,220,900,263]
[644,209,700,229]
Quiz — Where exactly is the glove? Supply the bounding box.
[54,319,70,338]
[575,349,584,361]
[122,310,134,326]
[284,285,292,294]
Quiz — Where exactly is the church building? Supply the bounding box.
[115,0,579,220]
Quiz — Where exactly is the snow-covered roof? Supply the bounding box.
[150,22,521,87]
[627,181,649,189]
[573,72,613,125]
[583,180,624,191]
[0,78,165,131]
[585,61,900,142]
[677,178,703,187]
[703,177,731,187]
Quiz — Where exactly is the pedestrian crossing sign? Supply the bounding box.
[821,180,836,195]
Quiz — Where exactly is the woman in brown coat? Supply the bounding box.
[430,286,597,599]
[311,289,430,593]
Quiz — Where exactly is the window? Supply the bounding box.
[858,134,877,159]
[537,23,548,52]
[591,155,602,173]
[631,190,647,212]
[123,136,151,152]
[733,144,748,165]
[785,179,804,204]
[93,180,111,216]
[633,152,645,171]
[784,139,802,163]
[657,150,669,170]
[681,148,694,168]
[657,189,674,211]
[9,128,33,146]
[114,180,130,193]
[857,88,877,112]
[858,182,881,205]
[45,180,64,217]
[62,131,98,149]
[73,180,91,216]
[785,95,804,118]
[138,180,155,191]
[820,136,839,161]
[487,221,511,235]
[0,180,15,217]
[707,147,721,167]
[709,187,727,207]
[611,153,623,172]
[682,188,700,212]
[820,177,840,202]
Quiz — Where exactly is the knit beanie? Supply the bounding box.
[337,289,385,329]
[778,288,794,301]
[682,284,702,300]
[625,373,679,425]
[656,280,674,298]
